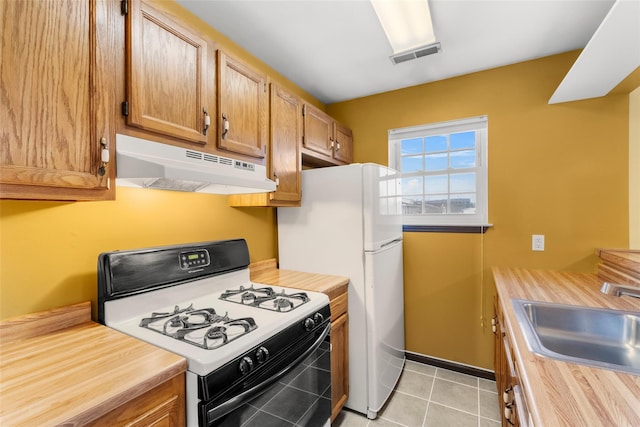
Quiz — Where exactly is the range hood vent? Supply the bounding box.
[115,134,276,195]
[390,42,441,65]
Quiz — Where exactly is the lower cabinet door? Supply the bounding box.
[331,312,349,422]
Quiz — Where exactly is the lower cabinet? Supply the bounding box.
[494,297,530,427]
[85,373,185,427]
[330,291,349,422]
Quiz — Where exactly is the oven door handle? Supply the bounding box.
[206,322,331,424]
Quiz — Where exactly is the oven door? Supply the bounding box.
[204,323,331,427]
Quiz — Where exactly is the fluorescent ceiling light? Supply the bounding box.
[371,0,436,54]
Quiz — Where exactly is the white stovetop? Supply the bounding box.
[103,269,329,376]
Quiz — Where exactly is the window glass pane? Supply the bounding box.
[450,194,476,214]
[401,176,422,195]
[402,196,423,215]
[401,155,423,173]
[450,131,475,150]
[450,149,475,169]
[401,138,423,155]
[425,153,447,171]
[424,195,447,213]
[425,135,447,153]
[450,172,475,193]
[425,174,448,194]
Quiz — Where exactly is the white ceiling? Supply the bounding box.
[176,0,620,105]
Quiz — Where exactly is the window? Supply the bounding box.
[389,116,488,228]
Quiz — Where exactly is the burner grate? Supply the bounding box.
[139,305,257,350]
[220,284,310,312]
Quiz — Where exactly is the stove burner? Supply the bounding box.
[139,304,194,327]
[139,305,257,350]
[220,284,310,312]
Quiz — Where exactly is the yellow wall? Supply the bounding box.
[630,87,640,249]
[0,188,277,320]
[328,51,630,369]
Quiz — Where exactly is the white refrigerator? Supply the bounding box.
[277,163,405,419]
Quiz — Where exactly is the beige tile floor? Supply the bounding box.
[333,360,501,427]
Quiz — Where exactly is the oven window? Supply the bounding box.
[214,339,331,427]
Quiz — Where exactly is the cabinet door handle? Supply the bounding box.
[504,404,514,425]
[222,114,230,139]
[503,387,512,404]
[203,108,211,135]
[98,137,109,176]
[273,170,279,187]
[336,141,341,152]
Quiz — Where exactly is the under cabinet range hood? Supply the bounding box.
[115,134,276,194]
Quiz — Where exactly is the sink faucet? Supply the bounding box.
[600,282,640,299]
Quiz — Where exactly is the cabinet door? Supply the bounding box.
[85,374,185,426]
[217,51,267,159]
[269,84,302,203]
[302,104,334,157]
[334,122,353,164]
[126,0,210,144]
[0,0,116,201]
[330,312,349,422]
[493,297,505,407]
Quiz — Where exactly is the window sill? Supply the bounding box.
[402,224,493,234]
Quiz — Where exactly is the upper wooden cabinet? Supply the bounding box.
[334,122,354,164]
[124,0,211,144]
[228,84,302,207]
[302,104,353,167]
[302,104,334,157]
[217,51,268,159]
[0,0,117,201]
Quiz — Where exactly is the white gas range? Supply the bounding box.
[98,239,331,427]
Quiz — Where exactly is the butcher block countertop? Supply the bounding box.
[0,302,187,426]
[250,259,349,301]
[493,267,640,427]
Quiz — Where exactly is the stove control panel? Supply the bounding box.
[179,249,210,270]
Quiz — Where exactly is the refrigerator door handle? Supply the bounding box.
[380,238,402,248]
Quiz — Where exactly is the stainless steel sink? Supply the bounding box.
[511,299,640,375]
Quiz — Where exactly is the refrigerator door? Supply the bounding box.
[363,238,405,418]
[362,164,403,251]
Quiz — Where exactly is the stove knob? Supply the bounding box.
[304,317,316,331]
[239,356,254,375]
[256,346,269,363]
[314,312,324,324]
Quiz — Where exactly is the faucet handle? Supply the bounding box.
[600,282,640,299]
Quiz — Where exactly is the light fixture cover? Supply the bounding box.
[371,0,436,54]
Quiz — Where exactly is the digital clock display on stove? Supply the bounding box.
[179,249,210,269]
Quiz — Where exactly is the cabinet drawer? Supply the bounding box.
[330,292,348,321]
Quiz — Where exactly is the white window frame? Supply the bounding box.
[388,115,489,227]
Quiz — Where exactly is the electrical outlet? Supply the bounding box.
[532,234,545,251]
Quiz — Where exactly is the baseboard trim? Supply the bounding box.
[406,352,496,381]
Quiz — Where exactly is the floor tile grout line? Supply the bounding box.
[422,367,437,427]
[434,375,482,390]
[478,376,482,427]
[427,400,486,420]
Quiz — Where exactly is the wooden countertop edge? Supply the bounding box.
[493,267,640,427]
[250,259,349,300]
